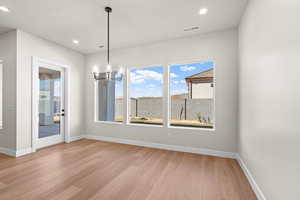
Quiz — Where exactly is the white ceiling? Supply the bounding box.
[0,0,247,54]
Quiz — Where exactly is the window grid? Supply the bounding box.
[95,61,215,131]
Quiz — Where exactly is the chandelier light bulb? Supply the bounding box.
[106,64,112,72]
[93,65,99,73]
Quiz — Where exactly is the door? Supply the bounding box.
[36,66,65,149]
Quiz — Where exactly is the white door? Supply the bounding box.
[36,65,65,149]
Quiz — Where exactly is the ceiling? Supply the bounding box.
[0,0,248,54]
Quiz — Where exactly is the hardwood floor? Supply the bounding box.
[0,139,257,200]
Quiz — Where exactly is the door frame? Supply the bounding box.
[31,57,71,152]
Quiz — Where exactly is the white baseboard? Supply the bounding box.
[237,155,266,200]
[84,135,237,159]
[68,135,84,143]
[16,148,33,157]
[0,135,83,157]
[0,147,33,157]
[0,147,16,157]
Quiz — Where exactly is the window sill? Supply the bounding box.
[168,125,215,132]
[126,122,164,128]
[93,121,216,132]
[94,121,123,125]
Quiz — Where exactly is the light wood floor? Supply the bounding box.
[0,139,257,200]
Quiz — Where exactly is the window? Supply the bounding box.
[95,61,215,130]
[96,72,124,123]
[115,78,124,122]
[128,66,164,125]
[169,62,214,129]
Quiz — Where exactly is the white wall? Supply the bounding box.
[191,83,214,99]
[0,31,17,150]
[85,28,239,153]
[16,30,85,151]
[239,0,300,199]
[0,63,3,127]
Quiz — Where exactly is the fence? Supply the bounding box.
[115,97,214,122]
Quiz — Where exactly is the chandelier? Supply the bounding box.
[93,7,123,81]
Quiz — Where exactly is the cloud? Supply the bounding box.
[180,65,196,71]
[170,73,178,78]
[148,84,156,88]
[130,72,145,83]
[130,69,162,84]
[172,80,186,85]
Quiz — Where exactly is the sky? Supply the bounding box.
[169,61,213,96]
[116,61,213,98]
[129,66,163,98]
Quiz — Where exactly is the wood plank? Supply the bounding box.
[0,139,257,200]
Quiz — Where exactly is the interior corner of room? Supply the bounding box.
[0,0,299,199]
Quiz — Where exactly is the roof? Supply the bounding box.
[185,69,214,83]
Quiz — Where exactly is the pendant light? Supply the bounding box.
[93,7,123,81]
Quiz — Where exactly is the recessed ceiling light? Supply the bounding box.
[199,8,208,15]
[72,40,79,44]
[0,6,10,12]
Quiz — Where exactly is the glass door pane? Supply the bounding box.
[38,67,62,138]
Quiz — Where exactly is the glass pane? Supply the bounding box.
[97,72,124,122]
[129,66,163,125]
[39,67,61,138]
[115,78,124,122]
[170,62,214,129]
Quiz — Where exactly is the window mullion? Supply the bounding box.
[163,64,170,128]
[124,67,129,124]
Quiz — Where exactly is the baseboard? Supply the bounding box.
[0,147,16,157]
[69,135,84,142]
[0,135,84,157]
[237,155,266,200]
[0,147,33,157]
[15,148,33,157]
[84,135,237,159]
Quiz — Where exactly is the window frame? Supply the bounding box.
[94,76,124,125]
[94,60,216,132]
[126,64,165,127]
[167,60,216,131]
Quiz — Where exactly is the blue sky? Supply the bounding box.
[115,61,213,98]
[170,61,213,95]
[129,66,163,98]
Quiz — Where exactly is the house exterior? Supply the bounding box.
[185,69,214,99]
